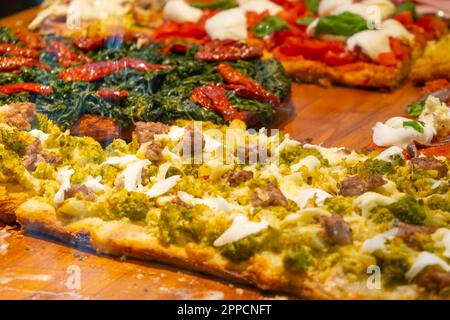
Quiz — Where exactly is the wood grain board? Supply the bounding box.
[0,8,424,300]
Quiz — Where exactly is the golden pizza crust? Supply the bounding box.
[0,185,29,224]
[15,198,442,299]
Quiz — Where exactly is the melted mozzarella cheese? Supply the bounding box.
[381,19,415,45]
[205,8,248,41]
[362,228,398,253]
[432,228,450,258]
[213,214,268,246]
[419,95,450,137]
[375,146,404,162]
[54,168,75,205]
[318,0,353,16]
[146,175,181,198]
[282,187,332,209]
[331,0,395,19]
[372,116,435,148]
[354,192,396,216]
[303,144,346,166]
[239,0,282,15]
[177,191,239,212]
[347,30,390,62]
[290,155,321,172]
[84,176,106,193]
[118,159,151,192]
[406,251,450,281]
[102,154,141,167]
[154,126,185,142]
[29,129,49,143]
[163,0,202,23]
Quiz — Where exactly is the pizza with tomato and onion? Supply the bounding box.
[145,0,447,89]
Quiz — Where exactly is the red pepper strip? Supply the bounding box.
[0,43,40,58]
[13,27,45,50]
[420,144,450,158]
[71,36,105,52]
[0,83,53,95]
[191,83,247,122]
[59,58,172,82]
[97,88,129,101]
[45,41,92,67]
[0,56,49,71]
[217,64,281,107]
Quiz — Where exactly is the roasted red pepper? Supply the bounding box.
[195,40,263,61]
[59,58,172,82]
[97,88,129,101]
[45,41,92,67]
[0,56,49,71]
[71,36,105,52]
[13,27,45,49]
[217,64,281,107]
[0,43,40,58]
[0,83,53,95]
[191,83,247,122]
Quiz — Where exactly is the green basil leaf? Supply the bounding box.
[252,16,290,38]
[296,17,315,26]
[403,120,425,133]
[315,12,368,37]
[305,0,319,15]
[393,2,419,20]
[406,99,426,117]
[192,0,238,10]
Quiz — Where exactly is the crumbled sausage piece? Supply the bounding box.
[251,182,288,207]
[134,121,170,145]
[223,169,254,187]
[410,157,448,178]
[340,175,386,196]
[321,215,352,246]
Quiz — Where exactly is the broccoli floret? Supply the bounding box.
[0,124,33,155]
[324,196,353,216]
[359,159,393,177]
[374,248,410,287]
[32,162,56,180]
[369,207,395,224]
[105,139,131,157]
[107,190,151,221]
[283,247,312,271]
[279,145,328,166]
[221,236,261,261]
[388,196,426,225]
[426,194,450,212]
[0,144,37,190]
[35,114,61,135]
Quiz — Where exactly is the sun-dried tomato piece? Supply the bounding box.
[13,27,45,49]
[72,114,120,142]
[217,63,281,107]
[118,57,173,72]
[0,56,49,71]
[59,58,171,82]
[71,36,105,52]
[195,40,263,61]
[45,41,92,67]
[97,88,129,101]
[191,83,247,122]
[0,43,40,58]
[0,83,53,95]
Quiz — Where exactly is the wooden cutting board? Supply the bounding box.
[0,8,423,300]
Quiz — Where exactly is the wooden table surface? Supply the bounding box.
[0,8,423,300]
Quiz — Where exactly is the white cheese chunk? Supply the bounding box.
[163,0,202,23]
[117,159,151,192]
[347,30,390,62]
[318,0,353,16]
[303,144,347,166]
[375,146,404,162]
[355,192,396,216]
[213,214,268,246]
[177,191,240,212]
[205,8,248,41]
[362,228,398,253]
[285,188,332,209]
[381,19,415,45]
[54,168,75,205]
[154,126,185,142]
[372,116,435,148]
[239,0,282,15]
[406,251,450,281]
[290,155,321,172]
[102,154,141,167]
[147,175,181,198]
[432,228,450,258]
[418,95,450,137]
[29,129,49,143]
[84,176,106,193]
[361,0,395,19]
